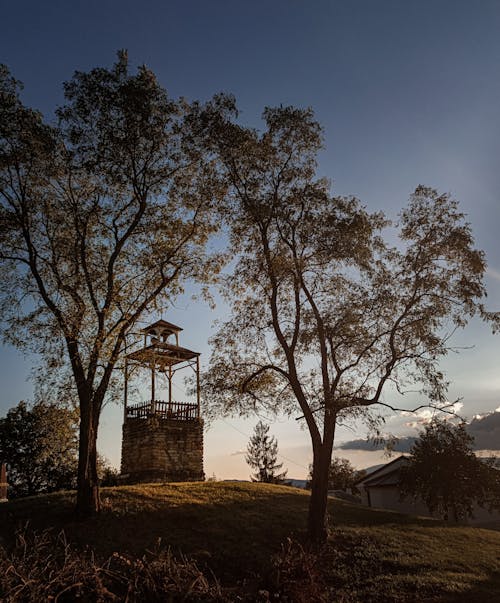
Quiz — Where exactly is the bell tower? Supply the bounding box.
[120,319,204,483]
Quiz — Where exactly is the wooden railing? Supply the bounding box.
[126,400,198,421]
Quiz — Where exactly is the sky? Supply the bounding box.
[1,0,499,479]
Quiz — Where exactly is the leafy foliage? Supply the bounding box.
[245,421,287,483]
[307,457,366,493]
[399,419,500,521]
[0,401,78,498]
[99,464,121,487]
[198,99,497,542]
[0,54,223,514]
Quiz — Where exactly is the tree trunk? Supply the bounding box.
[307,413,336,545]
[76,399,101,517]
[307,445,332,544]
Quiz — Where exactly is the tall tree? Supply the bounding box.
[0,55,223,515]
[246,421,287,483]
[399,419,500,522]
[199,99,497,543]
[0,401,78,498]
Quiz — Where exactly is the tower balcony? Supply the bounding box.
[125,399,199,421]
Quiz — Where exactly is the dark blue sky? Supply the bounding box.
[1,1,499,475]
[3,2,500,216]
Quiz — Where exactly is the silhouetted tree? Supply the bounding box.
[399,419,500,522]
[199,99,498,543]
[0,55,223,516]
[0,401,78,497]
[307,457,366,493]
[246,421,287,483]
[99,464,120,487]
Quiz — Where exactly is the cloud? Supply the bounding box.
[337,409,500,452]
[467,410,500,449]
[475,450,500,460]
[403,401,464,429]
[486,266,500,282]
[336,436,416,452]
[230,449,247,457]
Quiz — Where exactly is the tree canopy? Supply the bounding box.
[399,419,500,522]
[0,401,78,498]
[199,100,498,542]
[307,457,365,494]
[0,54,223,514]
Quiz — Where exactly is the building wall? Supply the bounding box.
[361,484,500,525]
[121,416,204,483]
[364,485,430,517]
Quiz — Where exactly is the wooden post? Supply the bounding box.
[168,365,172,406]
[123,359,128,422]
[196,356,200,418]
[0,463,7,501]
[151,359,156,414]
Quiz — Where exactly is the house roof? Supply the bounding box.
[355,456,408,488]
[362,469,401,487]
[357,454,500,490]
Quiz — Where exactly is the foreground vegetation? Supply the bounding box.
[1,481,499,601]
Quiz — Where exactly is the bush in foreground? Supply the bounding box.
[0,529,227,602]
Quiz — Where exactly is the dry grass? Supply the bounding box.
[1,482,310,580]
[1,481,500,601]
[269,528,500,602]
[0,528,227,602]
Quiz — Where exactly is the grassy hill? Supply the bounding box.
[1,481,500,601]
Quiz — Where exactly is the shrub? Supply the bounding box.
[0,528,227,602]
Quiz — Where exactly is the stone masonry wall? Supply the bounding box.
[121,417,204,483]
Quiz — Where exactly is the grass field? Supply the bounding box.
[1,481,500,601]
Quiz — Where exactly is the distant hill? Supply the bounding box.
[283,478,308,488]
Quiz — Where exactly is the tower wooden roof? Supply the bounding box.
[141,319,183,334]
[126,341,199,368]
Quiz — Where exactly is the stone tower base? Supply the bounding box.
[120,417,204,483]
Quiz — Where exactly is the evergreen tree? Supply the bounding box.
[246,421,287,483]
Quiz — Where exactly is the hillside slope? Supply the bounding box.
[1,481,499,601]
